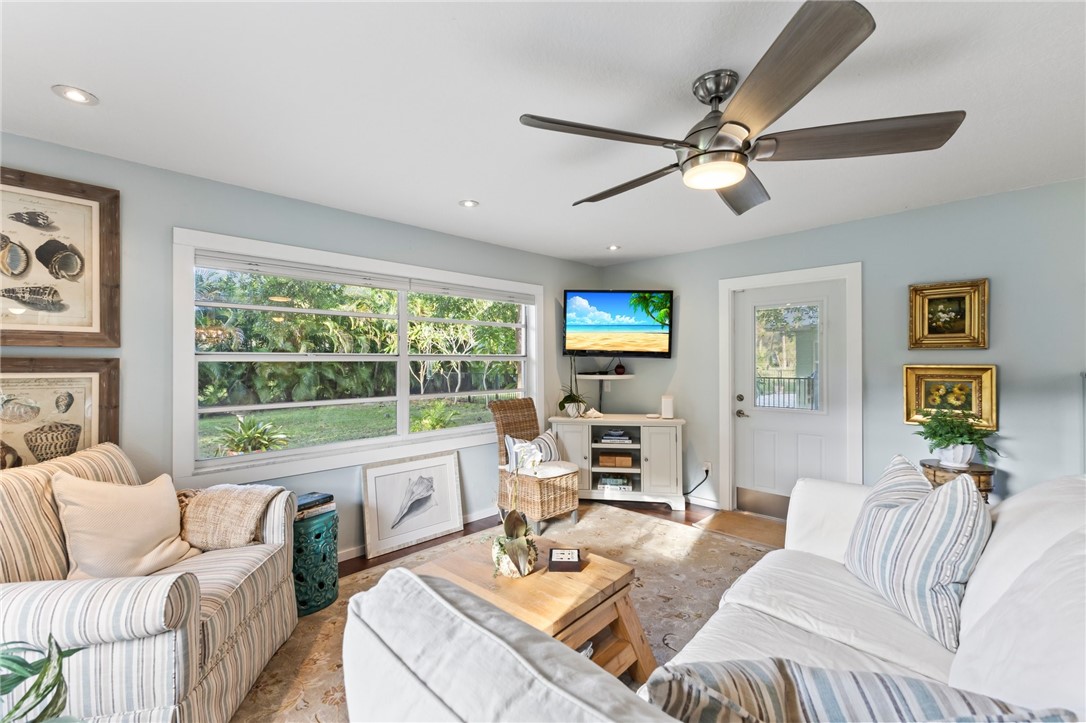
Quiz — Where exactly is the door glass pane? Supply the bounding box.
[754,303,821,410]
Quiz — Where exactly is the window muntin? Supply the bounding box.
[192,264,529,463]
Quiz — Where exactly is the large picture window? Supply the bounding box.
[173,229,541,479]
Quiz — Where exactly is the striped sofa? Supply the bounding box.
[0,443,298,722]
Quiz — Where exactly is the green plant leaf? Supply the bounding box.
[504,536,532,576]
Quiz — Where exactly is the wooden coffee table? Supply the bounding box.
[414,537,658,683]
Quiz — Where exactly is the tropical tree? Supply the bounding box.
[629,293,671,328]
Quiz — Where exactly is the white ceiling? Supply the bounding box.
[2,2,1084,266]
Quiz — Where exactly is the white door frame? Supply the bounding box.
[718,262,864,510]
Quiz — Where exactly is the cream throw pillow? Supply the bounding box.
[52,471,201,579]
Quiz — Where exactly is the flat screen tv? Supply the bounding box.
[563,290,673,358]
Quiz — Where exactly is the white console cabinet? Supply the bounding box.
[549,414,685,511]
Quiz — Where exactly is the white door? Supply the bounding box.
[731,279,849,516]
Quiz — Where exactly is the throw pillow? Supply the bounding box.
[52,472,200,579]
[645,658,1077,723]
[844,455,992,651]
[504,429,560,468]
[180,483,283,550]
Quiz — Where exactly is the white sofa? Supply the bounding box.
[343,474,1086,721]
[0,443,298,722]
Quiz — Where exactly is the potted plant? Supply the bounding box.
[1,635,83,722]
[558,357,588,418]
[492,442,541,578]
[914,408,999,468]
[214,415,289,456]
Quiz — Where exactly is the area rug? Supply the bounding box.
[232,503,771,722]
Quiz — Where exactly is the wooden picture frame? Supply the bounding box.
[908,278,988,349]
[0,357,119,468]
[363,450,463,558]
[903,364,997,429]
[1,167,120,347]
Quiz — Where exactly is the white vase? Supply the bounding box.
[935,444,976,469]
[565,402,584,418]
[492,536,538,578]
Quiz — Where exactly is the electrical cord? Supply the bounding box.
[683,469,710,496]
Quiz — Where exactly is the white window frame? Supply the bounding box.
[172,227,544,486]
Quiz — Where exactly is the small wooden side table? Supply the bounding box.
[920,459,995,503]
[415,537,657,683]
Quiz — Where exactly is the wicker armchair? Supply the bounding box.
[489,398,579,534]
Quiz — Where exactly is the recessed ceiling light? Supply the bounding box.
[607,244,621,251]
[51,84,99,106]
[458,199,480,208]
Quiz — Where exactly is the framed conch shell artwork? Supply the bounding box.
[0,357,119,469]
[362,451,463,558]
[1,167,120,347]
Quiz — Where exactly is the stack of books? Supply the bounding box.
[598,476,633,492]
[599,429,632,444]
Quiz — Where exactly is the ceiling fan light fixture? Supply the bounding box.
[681,151,748,190]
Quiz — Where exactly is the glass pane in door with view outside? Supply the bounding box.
[733,280,847,517]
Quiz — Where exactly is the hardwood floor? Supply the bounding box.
[337,500,726,578]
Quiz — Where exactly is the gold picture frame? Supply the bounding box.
[903,364,997,429]
[1,167,120,347]
[908,278,988,349]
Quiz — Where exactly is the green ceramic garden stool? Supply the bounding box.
[293,492,339,617]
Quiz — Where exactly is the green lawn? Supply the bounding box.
[197,396,503,459]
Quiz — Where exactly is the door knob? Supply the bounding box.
[735,409,749,418]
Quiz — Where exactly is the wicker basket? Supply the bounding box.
[24,422,81,462]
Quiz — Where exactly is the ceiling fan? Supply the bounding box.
[520,0,965,215]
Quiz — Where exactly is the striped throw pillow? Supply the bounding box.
[845,455,992,651]
[504,430,561,469]
[646,658,1076,723]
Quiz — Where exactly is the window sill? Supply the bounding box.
[173,427,495,487]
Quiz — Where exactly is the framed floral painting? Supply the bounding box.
[908,278,988,349]
[1,167,120,347]
[903,364,997,429]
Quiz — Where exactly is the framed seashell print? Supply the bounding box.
[0,357,119,468]
[1,167,120,346]
[362,451,463,558]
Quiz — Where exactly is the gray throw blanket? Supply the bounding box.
[178,484,284,551]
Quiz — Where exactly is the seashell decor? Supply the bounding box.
[55,391,75,413]
[0,234,31,277]
[24,422,82,463]
[0,394,41,423]
[390,474,436,530]
[0,286,67,312]
[7,211,52,228]
[35,239,84,281]
[0,441,21,470]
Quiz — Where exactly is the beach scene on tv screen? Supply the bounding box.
[565,291,671,353]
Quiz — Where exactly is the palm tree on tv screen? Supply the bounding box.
[629,293,671,328]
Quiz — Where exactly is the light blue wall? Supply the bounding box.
[599,180,1086,503]
[1,133,599,557]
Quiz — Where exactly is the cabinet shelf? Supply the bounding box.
[592,443,640,450]
[575,374,636,380]
[591,466,641,473]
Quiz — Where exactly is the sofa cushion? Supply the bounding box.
[721,549,953,681]
[343,567,672,722]
[646,658,1077,723]
[951,527,1086,719]
[155,542,287,668]
[662,602,940,681]
[0,443,141,583]
[53,472,201,579]
[845,455,991,651]
[505,430,561,467]
[959,475,1086,639]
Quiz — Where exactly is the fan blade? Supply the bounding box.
[572,164,680,206]
[716,169,770,215]
[753,111,966,161]
[521,115,696,150]
[722,1,875,139]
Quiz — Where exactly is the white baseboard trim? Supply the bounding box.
[338,545,363,562]
[686,494,722,511]
[463,506,500,524]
